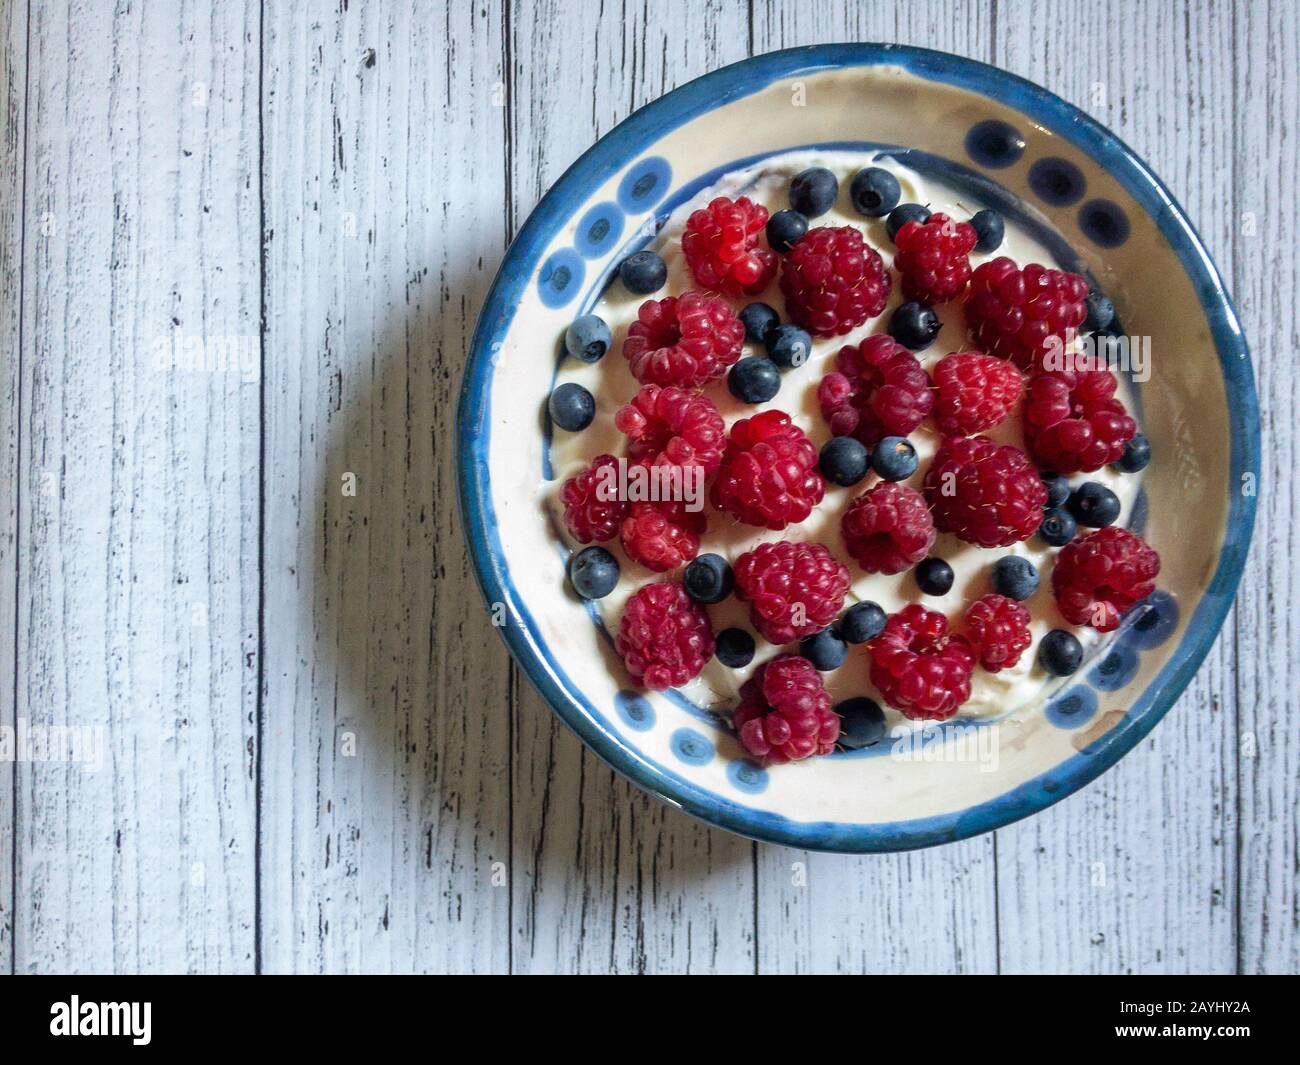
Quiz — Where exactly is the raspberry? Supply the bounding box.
[923,435,1048,547]
[622,291,745,388]
[894,212,978,304]
[1052,526,1160,632]
[733,655,839,763]
[710,410,826,530]
[619,497,706,573]
[733,540,850,645]
[868,604,975,720]
[779,225,891,337]
[682,196,777,297]
[615,385,725,475]
[817,335,933,447]
[1023,367,1137,474]
[560,454,628,543]
[615,580,715,690]
[963,593,1032,672]
[965,258,1089,371]
[841,482,936,575]
[932,351,1023,436]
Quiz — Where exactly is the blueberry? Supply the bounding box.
[969,209,1004,252]
[766,323,812,369]
[739,302,780,344]
[683,553,734,604]
[728,356,781,404]
[563,314,611,364]
[548,382,595,431]
[849,167,901,218]
[819,436,870,487]
[1084,290,1116,333]
[766,209,808,253]
[886,202,932,242]
[992,555,1040,601]
[790,167,839,217]
[1038,507,1078,546]
[1039,629,1084,677]
[837,697,887,749]
[715,628,755,668]
[619,250,667,294]
[800,627,848,671]
[840,601,886,644]
[889,301,941,350]
[916,557,954,596]
[568,546,619,600]
[1114,433,1150,473]
[871,436,918,481]
[1042,473,1071,510]
[1068,481,1121,528]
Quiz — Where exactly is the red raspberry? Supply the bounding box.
[682,195,777,297]
[615,580,715,690]
[841,483,936,575]
[868,604,975,720]
[560,454,628,543]
[615,385,725,475]
[779,225,891,337]
[622,290,745,388]
[1052,527,1161,632]
[817,335,933,447]
[923,435,1048,548]
[619,497,706,573]
[1023,367,1136,474]
[963,594,1032,672]
[710,410,826,530]
[932,351,1023,436]
[733,655,839,763]
[733,540,850,645]
[894,212,978,304]
[965,258,1089,371]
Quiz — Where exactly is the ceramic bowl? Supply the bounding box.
[457,45,1258,852]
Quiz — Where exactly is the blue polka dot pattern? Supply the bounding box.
[1046,685,1099,729]
[1028,157,1086,206]
[1089,643,1140,692]
[575,202,624,259]
[1121,591,1179,650]
[538,248,585,308]
[1079,199,1131,248]
[671,728,715,766]
[614,690,655,732]
[618,156,672,212]
[965,120,1025,168]
[727,758,769,794]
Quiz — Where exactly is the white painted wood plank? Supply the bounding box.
[1233,0,1299,975]
[15,0,259,972]
[507,0,758,975]
[259,0,511,973]
[994,0,1238,974]
[749,0,1000,976]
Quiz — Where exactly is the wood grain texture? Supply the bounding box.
[258,0,511,973]
[14,0,259,972]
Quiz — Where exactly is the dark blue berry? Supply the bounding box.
[817,436,868,487]
[715,628,755,669]
[1042,473,1071,510]
[970,209,1005,252]
[618,250,667,294]
[888,301,941,350]
[1114,433,1150,473]
[739,302,780,344]
[548,382,595,431]
[916,557,954,596]
[683,553,734,604]
[790,167,838,217]
[871,436,918,481]
[849,167,901,218]
[727,356,781,404]
[766,209,808,253]
[886,202,932,242]
[992,555,1040,601]
[1039,629,1084,676]
[766,323,812,369]
[563,314,612,363]
[1068,482,1121,528]
[568,546,619,600]
[1038,507,1077,546]
[836,697,887,749]
[800,627,848,671]
[1084,290,1115,333]
[840,601,886,644]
